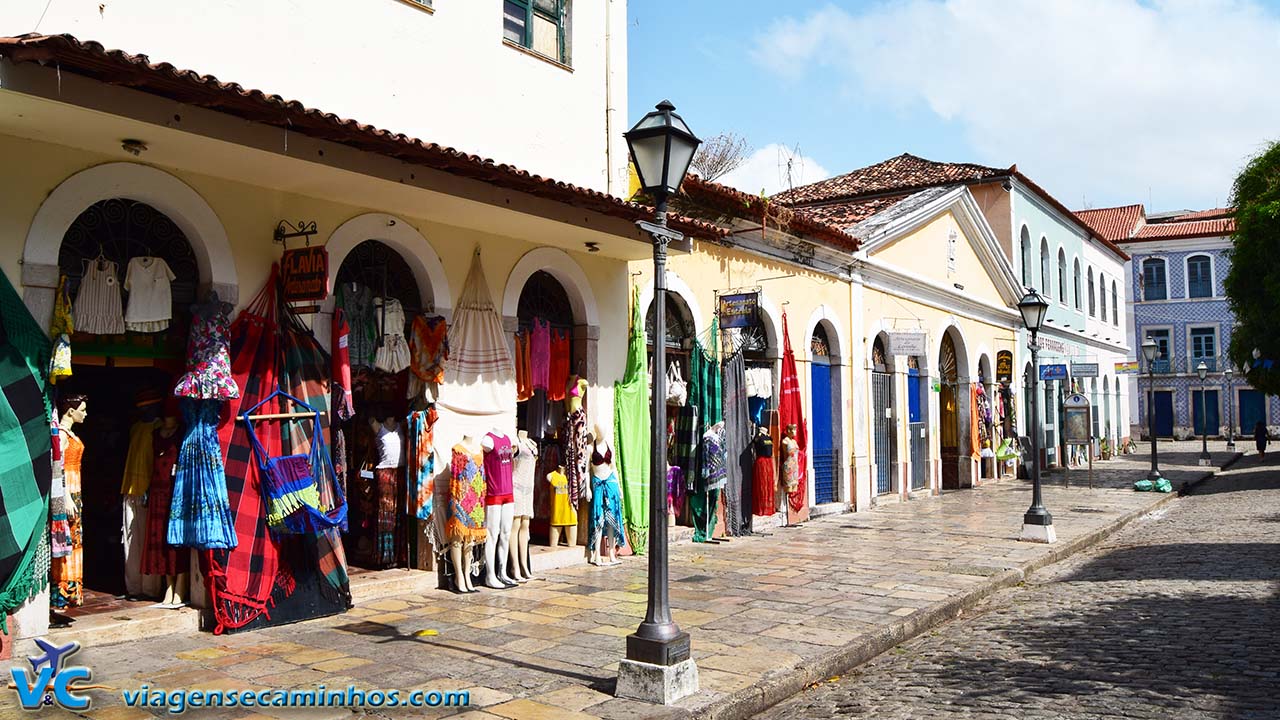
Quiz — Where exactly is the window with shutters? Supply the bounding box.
[1142,258,1167,301]
[1073,258,1082,310]
[504,0,570,66]
[1057,248,1066,303]
[1191,327,1216,362]
[1020,227,1032,287]
[1088,267,1096,317]
[1187,255,1213,298]
[1111,281,1119,326]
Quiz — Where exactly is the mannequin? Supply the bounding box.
[752,426,776,517]
[51,394,88,610]
[547,465,578,547]
[780,424,800,525]
[121,390,162,599]
[369,413,406,568]
[143,411,189,607]
[446,435,487,593]
[587,424,627,566]
[561,375,590,516]
[508,430,537,582]
[481,429,517,589]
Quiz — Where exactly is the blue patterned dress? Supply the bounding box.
[168,398,237,549]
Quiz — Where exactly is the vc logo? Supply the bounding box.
[9,638,93,710]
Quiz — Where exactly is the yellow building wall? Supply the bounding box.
[872,211,1006,308]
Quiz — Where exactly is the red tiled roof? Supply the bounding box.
[1074,204,1145,242]
[0,34,725,241]
[792,195,912,229]
[772,153,1008,205]
[1132,217,1235,240]
[680,176,859,250]
[1165,207,1234,222]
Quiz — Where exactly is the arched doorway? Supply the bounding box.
[1103,376,1112,449]
[977,354,994,481]
[646,290,696,385]
[871,335,896,496]
[939,332,962,489]
[55,198,200,606]
[810,324,837,504]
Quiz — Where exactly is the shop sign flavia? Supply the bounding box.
[281,246,329,302]
[888,332,927,356]
[996,350,1013,383]
[717,292,759,329]
[1069,362,1099,378]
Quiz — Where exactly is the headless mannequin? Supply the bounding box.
[548,465,578,547]
[481,429,517,589]
[450,434,481,593]
[566,375,588,415]
[508,429,536,583]
[780,424,799,527]
[155,415,189,606]
[588,424,621,566]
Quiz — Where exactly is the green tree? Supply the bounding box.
[1225,140,1280,393]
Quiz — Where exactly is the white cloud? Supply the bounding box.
[752,0,1280,210]
[718,144,832,197]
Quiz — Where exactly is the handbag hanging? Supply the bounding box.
[241,389,348,534]
[666,361,688,406]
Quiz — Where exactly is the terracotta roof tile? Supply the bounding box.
[1166,207,1234,222]
[0,33,725,241]
[772,153,1008,205]
[680,176,859,250]
[792,195,913,229]
[1074,204,1146,242]
[1132,217,1235,240]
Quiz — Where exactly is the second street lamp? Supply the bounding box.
[1142,338,1162,481]
[1225,366,1236,449]
[1018,288,1055,544]
[1197,360,1211,464]
[615,99,701,705]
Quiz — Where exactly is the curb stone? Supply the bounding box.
[675,454,1243,720]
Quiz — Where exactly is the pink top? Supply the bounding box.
[530,318,551,391]
[482,432,515,505]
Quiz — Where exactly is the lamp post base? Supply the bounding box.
[1146,469,1163,482]
[616,658,700,705]
[1198,456,1213,466]
[1020,522,1057,544]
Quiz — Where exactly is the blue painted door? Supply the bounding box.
[1239,390,1266,436]
[908,368,928,490]
[1150,391,1174,437]
[811,361,835,504]
[1192,390,1220,436]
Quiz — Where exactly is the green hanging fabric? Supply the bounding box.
[688,318,723,542]
[614,286,650,555]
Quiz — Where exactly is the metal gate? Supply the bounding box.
[873,372,894,494]
[811,360,836,504]
[908,367,929,491]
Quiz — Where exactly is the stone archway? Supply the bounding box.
[501,247,600,396]
[937,324,973,490]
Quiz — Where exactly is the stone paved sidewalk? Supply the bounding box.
[8,442,1239,720]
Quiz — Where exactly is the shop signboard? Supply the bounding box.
[996,350,1013,383]
[717,292,758,329]
[281,246,329,302]
[1062,392,1092,444]
[1069,362,1099,378]
[1115,361,1141,375]
[1039,364,1068,381]
[888,332,927,356]
[1036,336,1069,354]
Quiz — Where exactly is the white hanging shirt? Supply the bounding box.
[124,257,176,332]
[376,424,404,469]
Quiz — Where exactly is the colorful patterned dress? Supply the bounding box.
[167,399,237,549]
[752,434,776,516]
[173,307,239,401]
[51,431,83,608]
[407,407,438,521]
[447,445,487,545]
[588,445,626,551]
[562,408,588,508]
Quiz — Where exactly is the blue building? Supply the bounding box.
[1079,205,1271,440]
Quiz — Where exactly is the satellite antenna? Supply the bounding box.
[777,143,806,194]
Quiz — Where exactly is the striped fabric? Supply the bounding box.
[440,251,514,415]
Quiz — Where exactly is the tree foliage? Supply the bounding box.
[1225,140,1280,393]
[690,132,751,183]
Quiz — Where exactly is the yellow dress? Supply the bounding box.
[549,471,577,527]
[120,419,158,496]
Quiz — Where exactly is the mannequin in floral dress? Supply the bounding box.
[51,394,88,609]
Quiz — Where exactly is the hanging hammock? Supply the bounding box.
[242,389,348,535]
[440,250,515,416]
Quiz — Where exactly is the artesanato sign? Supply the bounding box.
[888,332,927,356]
[717,292,758,329]
[996,350,1013,383]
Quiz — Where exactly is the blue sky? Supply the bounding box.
[628,0,1280,212]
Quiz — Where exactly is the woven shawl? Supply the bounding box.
[613,286,650,554]
[779,312,808,512]
[721,350,750,536]
[440,251,514,416]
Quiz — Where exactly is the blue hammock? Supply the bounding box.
[241,389,347,534]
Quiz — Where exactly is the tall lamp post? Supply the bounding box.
[1018,288,1055,544]
[1225,366,1236,450]
[1197,361,1212,464]
[1142,338,1162,481]
[616,100,701,705]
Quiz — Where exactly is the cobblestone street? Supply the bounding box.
[756,451,1280,720]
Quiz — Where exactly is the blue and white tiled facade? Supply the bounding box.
[1124,235,1274,439]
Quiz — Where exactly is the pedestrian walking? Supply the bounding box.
[1254,420,1268,457]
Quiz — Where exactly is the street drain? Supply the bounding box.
[676,574,713,583]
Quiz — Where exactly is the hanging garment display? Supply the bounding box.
[446,443,488,544]
[746,365,772,426]
[338,283,377,369]
[692,422,727,542]
[613,286,650,554]
[588,444,627,553]
[562,408,589,509]
[514,331,532,402]
[141,423,188,576]
[673,403,699,493]
[530,318,551,391]
[169,398,238,549]
[666,465,685,517]
[49,422,69,562]
[332,308,354,420]
[971,383,984,459]
[441,251,515,415]
[123,256,177,332]
[174,297,240,401]
[548,330,570,402]
[548,467,576,527]
[407,407,438,521]
[721,351,750,537]
[752,432,776,516]
[778,312,808,514]
[512,433,537,518]
[373,297,411,374]
[73,258,126,335]
[51,428,84,608]
[0,268,52,617]
[49,276,73,385]
[121,412,159,596]
[408,315,449,385]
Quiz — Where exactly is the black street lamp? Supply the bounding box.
[1225,366,1236,450]
[1018,288,1054,543]
[1142,338,1162,481]
[616,100,701,704]
[1197,361,1211,463]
